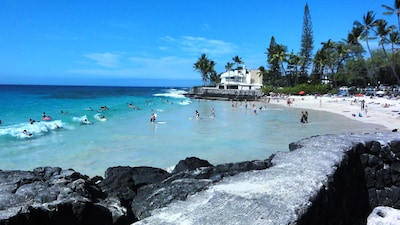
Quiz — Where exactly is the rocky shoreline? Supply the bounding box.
[0,157,272,225]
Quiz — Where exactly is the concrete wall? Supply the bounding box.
[295,136,400,224]
[185,86,263,100]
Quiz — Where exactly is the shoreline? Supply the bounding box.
[264,95,399,131]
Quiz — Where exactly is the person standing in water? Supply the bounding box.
[300,111,309,123]
[195,110,200,119]
[150,113,156,122]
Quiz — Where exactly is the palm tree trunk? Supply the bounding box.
[382,45,400,84]
[365,40,379,85]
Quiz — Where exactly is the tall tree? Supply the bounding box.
[299,3,314,80]
[266,36,281,86]
[207,60,218,84]
[271,44,289,86]
[353,11,379,85]
[232,55,243,69]
[225,62,234,72]
[345,26,368,85]
[311,49,327,84]
[382,0,400,31]
[194,53,215,86]
[286,51,302,86]
[388,31,400,79]
[375,19,400,83]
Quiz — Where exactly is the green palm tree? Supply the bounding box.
[353,11,379,84]
[320,40,338,87]
[375,19,400,83]
[345,26,369,85]
[270,44,288,83]
[194,54,210,86]
[257,66,265,77]
[335,41,351,86]
[312,49,328,84]
[354,11,378,58]
[389,31,400,76]
[232,55,243,69]
[208,60,219,84]
[225,62,234,72]
[382,0,400,31]
[287,52,303,85]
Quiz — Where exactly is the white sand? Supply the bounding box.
[265,95,400,131]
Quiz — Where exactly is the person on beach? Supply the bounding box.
[287,98,292,106]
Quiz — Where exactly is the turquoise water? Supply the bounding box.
[0,85,385,177]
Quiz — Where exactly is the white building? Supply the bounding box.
[217,65,262,90]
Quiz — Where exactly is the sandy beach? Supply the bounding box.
[266,95,400,131]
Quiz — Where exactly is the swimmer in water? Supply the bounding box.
[23,129,32,136]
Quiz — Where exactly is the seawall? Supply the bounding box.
[136,132,400,224]
[184,86,264,101]
[293,133,400,224]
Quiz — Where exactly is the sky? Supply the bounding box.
[0,0,398,87]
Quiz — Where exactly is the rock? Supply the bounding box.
[0,166,120,225]
[99,166,170,204]
[171,157,213,174]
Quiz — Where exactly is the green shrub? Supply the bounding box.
[262,84,332,95]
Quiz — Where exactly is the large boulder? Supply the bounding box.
[172,157,213,174]
[99,166,170,204]
[0,167,123,225]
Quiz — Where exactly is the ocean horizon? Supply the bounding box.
[0,84,384,177]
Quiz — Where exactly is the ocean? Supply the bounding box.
[0,85,385,177]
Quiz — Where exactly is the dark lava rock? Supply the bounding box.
[0,157,273,224]
[0,167,121,225]
[99,166,170,204]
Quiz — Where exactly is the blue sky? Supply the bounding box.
[0,0,397,87]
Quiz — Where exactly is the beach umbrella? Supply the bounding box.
[299,91,305,95]
[355,93,363,97]
[376,91,385,96]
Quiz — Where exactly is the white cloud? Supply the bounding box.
[84,52,120,68]
[70,36,240,80]
[160,36,236,56]
[69,55,199,80]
